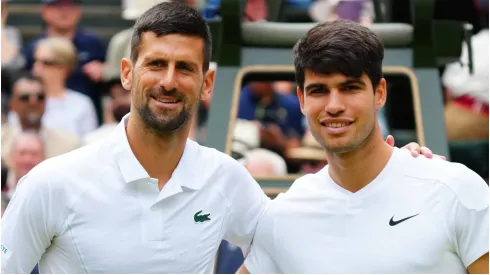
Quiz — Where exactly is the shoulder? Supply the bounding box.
[75,29,104,42]
[28,141,103,183]
[16,143,96,195]
[66,90,94,105]
[268,168,327,213]
[194,142,252,180]
[398,149,488,210]
[26,35,43,47]
[45,127,80,144]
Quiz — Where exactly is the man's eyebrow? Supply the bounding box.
[338,78,366,87]
[304,83,327,91]
[142,56,200,71]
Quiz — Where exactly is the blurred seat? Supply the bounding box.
[6,0,132,46]
[241,21,412,47]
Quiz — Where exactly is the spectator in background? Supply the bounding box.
[84,79,131,144]
[28,37,97,137]
[2,73,80,161]
[1,0,25,71]
[309,0,375,25]
[232,119,288,177]
[286,130,329,174]
[104,0,172,82]
[238,82,303,168]
[203,0,267,21]
[22,0,106,123]
[442,0,488,141]
[239,148,288,177]
[3,131,45,199]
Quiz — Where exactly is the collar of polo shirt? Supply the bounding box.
[106,113,203,190]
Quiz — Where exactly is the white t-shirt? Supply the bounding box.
[42,89,99,137]
[245,147,489,274]
[1,114,268,274]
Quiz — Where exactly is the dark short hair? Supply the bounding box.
[293,20,384,91]
[12,71,42,89]
[130,1,212,72]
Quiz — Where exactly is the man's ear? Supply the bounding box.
[375,78,387,111]
[121,58,133,91]
[297,86,306,115]
[200,67,216,102]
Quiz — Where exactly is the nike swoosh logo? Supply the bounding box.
[389,214,419,226]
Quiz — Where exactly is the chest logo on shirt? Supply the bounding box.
[389,214,419,226]
[194,210,211,223]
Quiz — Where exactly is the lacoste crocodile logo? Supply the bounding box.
[194,210,211,223]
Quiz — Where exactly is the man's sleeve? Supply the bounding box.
[451,168,489,268]
[1,171,64,274]
[243,205,281,274]
[222,161,268,253]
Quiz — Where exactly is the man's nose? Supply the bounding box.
[324,91,346,115]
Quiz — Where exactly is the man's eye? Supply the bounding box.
[150,61,165,67]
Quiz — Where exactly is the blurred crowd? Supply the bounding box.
[0,0,488,273]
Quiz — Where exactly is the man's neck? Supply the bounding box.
[45,84,66,98]
[46,26,76,40]
[20,121,41,132]
[126,114,189,190]
[326,129,393,193]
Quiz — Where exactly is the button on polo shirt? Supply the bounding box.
[2,114,268,274]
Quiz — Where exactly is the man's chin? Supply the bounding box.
[26,114,42,124]
[324,141,359,154]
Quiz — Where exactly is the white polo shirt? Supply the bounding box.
[245,147,489,274]
[1,114,268,274]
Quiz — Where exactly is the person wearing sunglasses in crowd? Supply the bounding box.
[2,72,80,163]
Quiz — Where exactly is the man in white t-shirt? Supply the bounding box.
[240,20,489,274]
[0,4,438,274]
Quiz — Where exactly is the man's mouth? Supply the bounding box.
[320,121,354,128]
[153,97,179,104]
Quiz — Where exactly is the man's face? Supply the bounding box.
[110,82,131,122]
[33,46,68,82]
[11,79,46,128]
[41,1,81,32]
[250,82,274,98]
[121,32,215,135]
[10,136,44,179]
[298,70,386,154]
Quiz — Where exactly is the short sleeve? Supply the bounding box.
[450,167,489,267]
[454,198,489,267]
[1,170,65,274]
[222,160,268,253]
[243,204,281,274]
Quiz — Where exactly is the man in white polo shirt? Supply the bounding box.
[240,20,489,274]
[1,3,439,274]
[1,2,267,273]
